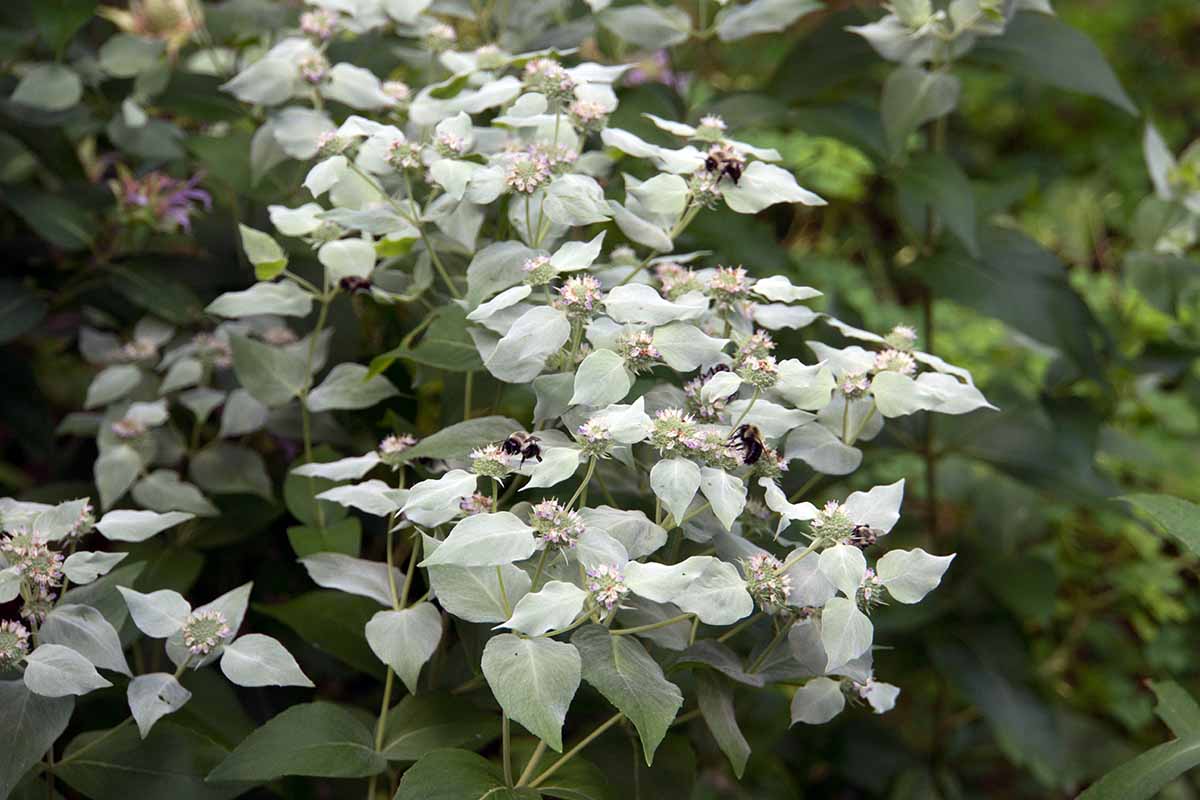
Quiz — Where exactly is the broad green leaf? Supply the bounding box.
[0,187,96,250]
[572,625,683,764]
[132,470,219,517]
[96,509,194,543]
[229,332,307,407]
[59,722,243,800]
[94,445,142,510]
[698,467,746,531]
[307,363,399,412]
[0,681,73,800]
[422,535,533,623]
[672,558,754,625]
[206,702,386,781]
[85,364,142,409]
[0,279,47,344]
[206,281,312,318]
[365,603,443,693]
[722,161,825,213]
[374,304,483,373]
[62,551,128,585]
[33,0,97,55]
[256,591,382,676]
[11,64,82,111]
[219,634,313,688]
[970,11,1137,115]
[881,65,960,157]
[715,0,821,41]
[128,673,191,739]
[190,443,273,500]
[484,306,572,383]
[381,693,501,761]
[898,152,978,255]
[287,518,362,557]
[40,604,131,676]
[237,225,288,280]
[1076,735,1200,800]
[23,644,113,697]
[387,415,522,465]
[598,4,691,48]
[418,512,536,568]
[1123,494,1200,557]
[695,672,750,778]
[481,634,581,751]
[1150,681,1200,738]
[499,581,588,637]
[789,676,845,725]
[98,34,164,78]
[817,544,867,599]
[395,749,538,800]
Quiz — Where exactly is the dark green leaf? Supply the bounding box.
[1077,735,1200,800]
[535,756,614,800]
[1150,681,1200,737]
[0,280,46,344]
[58,722,245,800]
[896,152,978,256]
[33,0,96,54]
[287,518,362,558]
[880,66,959,157]
[106,263,203,324]
[206,702,387,782]
[256,591,383,677]
[970,12,1138,116]
[392,416,523,464]
[0,681,74,800]
[0,186,96,250]
[394,749,539,800]
[695,672,750,780]
[1123,494,1200,557]
[381,693,500,761]
[371,305,482,375]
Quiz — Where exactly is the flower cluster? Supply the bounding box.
[617,331,661,373]
[810,500,856,541]
[708,265,751,308]
[470,444,510,479]
[182,609,232,656]
[650,408,699,454]
[743,554,792,611]
[873,349,916,376]
[0,620,30,670]
[586,565,627,613]
[299,8,338,40]
[1,529,64,588]
[684,367,732,422]
[110,166,211,233]
[555,276,603,318]
[192,332,232,368]
[459,493,493,516]
[522,255,555,286]
[111,416,147,439]
[655,262,703,299]
[576,419,613,458]
[504,151,552,194]
[530,500,584,548]
[523,58,576,106]
[736,355,779,390]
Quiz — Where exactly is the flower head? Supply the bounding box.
[743,553,792,611]
[505,152,552,194]
[684,366,733,422]
[111,416,147,439]
[182,609,232,657]
[67,500,96,541]
[299,52,330,84]
[530,499,584,548]
[655,262,703,299]
[873,349,916,376]
[576,418,613,458]
[261,326,298,346]
[120,337,159,362]
[0,620,30,670]
[522,255,556,286]
[316,131,348,158]
[555,275,604,318]
[474,44,508,70]
[737,355,779,390]
[111,166,211,233]
[884,325,918,352]
[810,500,855,540]
[382,80,412,103]
[738,330,775,360]
[650,408,699,454]
[423,22,457,51]
[708,265,751,307]
[569,99,608,132]
[434,131,468,157]
[192,332,232,368]
[0,529,63,588]
[20,586,55,624]
[300,8,338,40]
[586,564,628,613]
[471,444,510,479]
[459,492,493,516]
[386,140,423,172]
[617,330,661,373]
[523,59,576,106]
[839,372,870,399]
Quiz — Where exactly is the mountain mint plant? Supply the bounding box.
[0,1,1006,798]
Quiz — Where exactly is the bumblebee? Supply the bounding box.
[704,145,745,185]
[728,424,765,465]
[501,432,543,466]
[338,276,372,294]
[849,524,883,549]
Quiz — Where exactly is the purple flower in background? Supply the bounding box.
[111,165,212,233]
[623,50,687,93]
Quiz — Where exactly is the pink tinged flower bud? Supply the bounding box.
[505,153,551,194]
[300,8,338,40]
[586,564,628,611]
[840,372,870,399]
[742,553,791,611]
[383,81,411,102]
[471,444,510,479]
[521,255,555,286]
[182,609,231,657]
[873,349,916,376]
[885,324,918,352]
[530,499,584,548]
[111,417,147,439]
[0,620,30,669]
[299,53,330,84]
[0,529,64,588]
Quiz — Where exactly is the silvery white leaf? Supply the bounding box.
[787,617,828,677]
[784,423,863,476]
[1144,123,1176,201]
[269,202,326,236]
[128,673,191,738]
[715,0,821,41]
[578,507,667,559]
[751,275,822,303]
[604,284,707,326]
[61,551,128,585]
[863,681,901,714]
[598,4,691,48]
[640,113,695,138]
[321,63,395,110]
[23,644,113,698]
[220,633,315,687]
[366,603,443,693]
[0,566,22,602]
[318,238,376,283]
[40,604,131,676]
[789,676,845,725]
[543,175,612,226]
[96,510,195,543]
[820,597,873,671]
[600,128,706,174]
[422,534,532,623]
[466,285,532,322]
[550,231,606,272]
[608,199,672,252]
[587,397,654,444]
[418,512,537,568]
[574,528,630,571]
[85,364,142,409]
[30,499,92,542]
[571,349,633,407]
[773,360,835,410]
[206,281,313,318]
[316,479,402,516]
[673,558,754,625]
[300,552,405,607]
[485,306,571,383]
[624,555,714,603]
[725,398,811,440]
[753,303,821,330]
[401,469,478,527]
[117,586,190,638]
[843,480,905,535]
[292,453,382,481]
[653,323,729,372]
[630,173,690,218]
[304,155,348,198]
[497,581,588,637]
[219,388,269,438]
[307,363,399,412]
[699,467,746,531]
[722,162,825,213]
[785,551,837,608]
[876,548,955,603]
[523,447,582,490]
[650,458,701,525]
[817,545,867,599]
[482,634,581,751]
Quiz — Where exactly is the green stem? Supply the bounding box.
[299,295,332,527]
[727,387,760,435]
[529,713,625,789]
[464,371,474,420]
[782,541,819,572]
[530,548,550,592]
[516,740,548,786]
[567,457,597,509]
[747,622,790,674]
[496,566,512,617]
[502,712,514,785]
[367,666,396,798]
[717,612,763,643]
[399,537,420,609]
[611,613,693,636]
